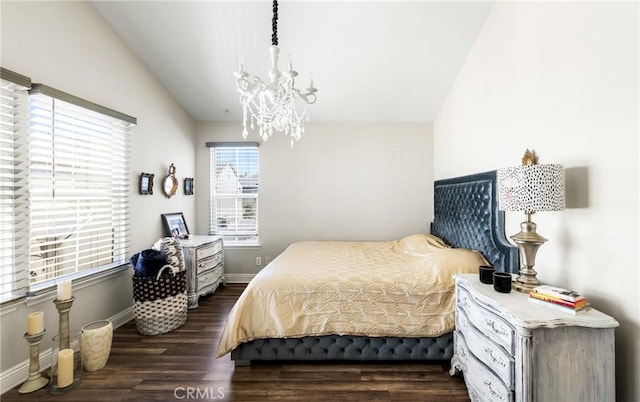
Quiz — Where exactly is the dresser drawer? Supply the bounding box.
[455,331,512,402]
[457,307,514,388]
[457,285,515,353]
[198,265,223,291]
[196,240,223,260]
[197,252,223,274]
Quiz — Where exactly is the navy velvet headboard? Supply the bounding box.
[431,170,519,274]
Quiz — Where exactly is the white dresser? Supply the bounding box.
[180,236,224,309]
[451,274,618,402]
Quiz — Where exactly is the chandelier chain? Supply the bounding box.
[271,0,278,46]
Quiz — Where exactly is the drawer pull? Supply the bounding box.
[484,346,507,367]
[485,319,507,336]
[484,379,505,400]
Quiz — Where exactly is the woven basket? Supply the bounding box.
[132,266,187,336]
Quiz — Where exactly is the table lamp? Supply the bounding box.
[497,150,565,293]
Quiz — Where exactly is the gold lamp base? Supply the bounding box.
[510,213,547,293]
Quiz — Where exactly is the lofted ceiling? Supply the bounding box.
[92,1,494,123]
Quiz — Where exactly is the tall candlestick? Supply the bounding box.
[53,297,74,350]
[56,349,74,388]
[18,331,49,393]
[56,281,72,301]
[27,312,44,335]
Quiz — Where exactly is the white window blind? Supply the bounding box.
[0,69,31,302]
[208,142,259,245]
[27,84,135,286]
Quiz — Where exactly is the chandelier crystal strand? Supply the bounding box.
[234,0,317,146]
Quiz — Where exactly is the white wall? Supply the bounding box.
[434,2,639,401]
[0,1,196,380]
[195,122,434,276]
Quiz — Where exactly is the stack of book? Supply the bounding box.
[528,285,591,315]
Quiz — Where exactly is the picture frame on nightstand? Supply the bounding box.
[161,212,190,239]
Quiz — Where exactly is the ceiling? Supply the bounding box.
[92,1,494,123]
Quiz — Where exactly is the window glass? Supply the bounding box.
[209,144,259,245]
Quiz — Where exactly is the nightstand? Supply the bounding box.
[451,273,618,402]
[180,236,224,309]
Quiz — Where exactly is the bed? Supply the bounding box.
[217,170,518,365]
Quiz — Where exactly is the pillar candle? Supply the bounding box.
[57,348,74,388]
[56,281,72,300]
[26,311,44,335]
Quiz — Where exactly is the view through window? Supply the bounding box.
[208,143,259,245]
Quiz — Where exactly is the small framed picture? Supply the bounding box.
[139,173,154,195]
[161,212,190,239]
[184,178,194,195]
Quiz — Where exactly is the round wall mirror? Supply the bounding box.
[162,163,178,198]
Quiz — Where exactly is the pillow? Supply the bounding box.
[433,247,489,272]
[394,233,450,256]
[152,237,185,273]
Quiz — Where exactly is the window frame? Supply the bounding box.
[0,70,137,304]
[0,68,32,303]
[207,142,260,247]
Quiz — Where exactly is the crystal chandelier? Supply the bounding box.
[234,0,317,145]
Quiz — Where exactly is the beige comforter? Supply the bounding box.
[216,234,488,357]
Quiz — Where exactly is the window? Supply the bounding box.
[208,142,259,245]
[28,85,135,285]
[0,69,136,303]
[0,69,31,302]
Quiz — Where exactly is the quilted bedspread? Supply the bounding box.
[216,234,488,357]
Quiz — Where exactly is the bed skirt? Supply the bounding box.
[230,333,453,365]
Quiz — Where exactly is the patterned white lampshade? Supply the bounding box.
[497,164,565,212]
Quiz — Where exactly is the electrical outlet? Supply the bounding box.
[264,256,271,265]
[256,257,262,266]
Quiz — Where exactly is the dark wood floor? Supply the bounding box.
[3,284,470,401]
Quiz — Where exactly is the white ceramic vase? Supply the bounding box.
[81,320,113,372]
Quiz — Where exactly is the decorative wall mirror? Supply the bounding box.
[162,163,178,198]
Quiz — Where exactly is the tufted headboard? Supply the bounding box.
[431,170,519,273]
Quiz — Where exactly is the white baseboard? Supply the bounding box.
[0,306,134,395]
[110,306,134,329]
[224,273,254,283]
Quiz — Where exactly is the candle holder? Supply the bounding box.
[18,331,49,394]
[50,330,83,395]
[53,296,75,350]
